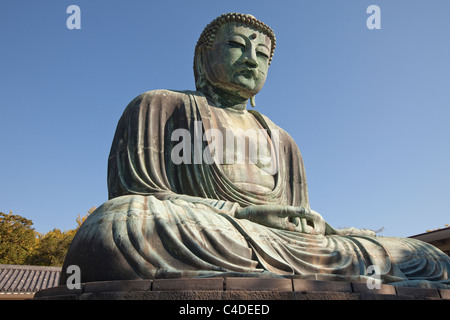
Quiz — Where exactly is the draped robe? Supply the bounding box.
[61,90,450,287]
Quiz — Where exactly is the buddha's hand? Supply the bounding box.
[235,205,329,235]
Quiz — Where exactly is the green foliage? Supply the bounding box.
[0,207,95,266]
[25,228,75,266]
[0,211,37,264]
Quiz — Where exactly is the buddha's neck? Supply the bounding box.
[201,84,248,112]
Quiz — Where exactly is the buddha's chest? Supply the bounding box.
[208,108,277,192]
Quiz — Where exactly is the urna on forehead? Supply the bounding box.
[216,23,272,44]
[195,12,276,65]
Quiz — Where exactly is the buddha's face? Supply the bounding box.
[203,22,272,99]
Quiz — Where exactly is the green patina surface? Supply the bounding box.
[60,13,450,289]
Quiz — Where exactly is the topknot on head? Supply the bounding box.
[194,13,276,65]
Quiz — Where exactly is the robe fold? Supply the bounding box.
[61,90,450,287]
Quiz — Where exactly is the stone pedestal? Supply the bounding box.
[34,277,449,300]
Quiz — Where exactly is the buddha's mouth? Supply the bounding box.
[238,69,256,79]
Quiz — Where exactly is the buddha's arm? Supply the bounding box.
[157,192,375,236]
[159,193,241,215]
[155,192,323,234]
[159,193,320,234]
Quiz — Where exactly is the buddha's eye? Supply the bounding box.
[257,51,269,60]
[227,40,246,49]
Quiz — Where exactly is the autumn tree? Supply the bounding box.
[74,206,95,231]
[25,207,95,266]
[25,229,73,266]
[0,211,37,264]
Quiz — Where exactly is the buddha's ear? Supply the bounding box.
[194,51,207,90]
[250,96,256,108]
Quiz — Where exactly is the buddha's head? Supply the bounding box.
[194,13,276,106]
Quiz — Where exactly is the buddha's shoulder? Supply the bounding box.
[131,89,201,105]
[122,90,203,115]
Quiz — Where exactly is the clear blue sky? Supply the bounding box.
[1,1,449,237]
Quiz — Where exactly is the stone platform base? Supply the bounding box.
[34,277,450,300]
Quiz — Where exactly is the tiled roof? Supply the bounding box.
[0,264,61,294]
[409,227,450,256]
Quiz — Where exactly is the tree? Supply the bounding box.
[0,211,37,264]
[24,207,95,266]
[25,228,73,266]
[75,207,96,231]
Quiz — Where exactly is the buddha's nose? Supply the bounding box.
[243,50,258,68]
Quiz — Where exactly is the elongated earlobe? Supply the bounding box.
[196,73,206,90]
[250,96,256,108]
[195,53,207,90]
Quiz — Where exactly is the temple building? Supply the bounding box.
[0,264,60,300]
[409,227,450,257]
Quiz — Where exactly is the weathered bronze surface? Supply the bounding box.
[60,13,450,288]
